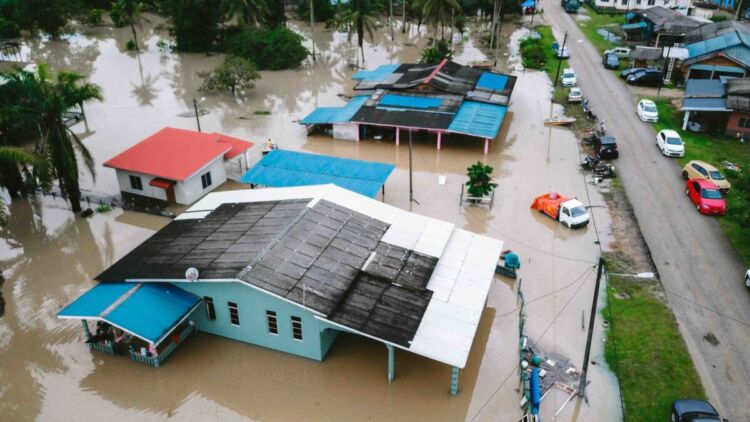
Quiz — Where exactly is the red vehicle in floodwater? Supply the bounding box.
[686,179,726,216]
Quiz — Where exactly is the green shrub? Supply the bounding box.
[227,26,308,70]
[0,16,20,37]
[86,8,103,25]
[520,36,546,70]
[199,56,260,95]
[125,39,136,50]
[421,39,452,64]
[710,15,728,23]
[466,162,497,197]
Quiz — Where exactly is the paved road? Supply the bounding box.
[541,3,750,420]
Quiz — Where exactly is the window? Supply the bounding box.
[636,0,641,4]
[291,316,303,340]
[621,0,627,5]
[738,117,750,129]
[201,172,212,189]
[129,175,143,190]
[647,0,655,5]
[228,302,240,326]
[204,297,216,321]
[266,311,278,334]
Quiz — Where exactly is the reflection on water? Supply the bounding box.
[0,17,620,422]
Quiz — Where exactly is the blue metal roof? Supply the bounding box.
[58,283,201,345]
[691,64,746,74]
[300,95,369,125]
[379,94,442,109]
[240,150,395,198]
[684,78,725,97]
[682,97,731,111]
[476,72,509,91]
[687,31,749,58]
[352,64,400,81]
[622,22,647,30]
[521,0,535,8]
[447,101,508,139]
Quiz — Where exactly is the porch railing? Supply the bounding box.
[129,323,196,368]
[88,341,115,355]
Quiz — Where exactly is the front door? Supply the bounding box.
[166,186,176,203]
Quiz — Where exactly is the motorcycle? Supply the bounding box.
[597,120,606,137]
[593,163,615,178]
[582,99,598,122]
[581,154,600,170]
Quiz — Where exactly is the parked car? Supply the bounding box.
[561,68,577,87]
[556,46,571,59]
[626,69,663,86]
[619,67,646,79]
[604,46,631,58]
[596,135,619,159]
[656,129,685,157]
[602,52,619,69]
[686,179,726,215]
[636,99,658,122]
[681,160,731,193]
[671,399,722,421]
[568,87,583,103]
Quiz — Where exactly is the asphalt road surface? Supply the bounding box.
[542,3,750,420]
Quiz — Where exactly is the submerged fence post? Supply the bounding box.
[81,320,91,340]
[387,344,395,382]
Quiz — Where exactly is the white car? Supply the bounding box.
[605,47,631,58]
[562,68,577,87]
[557,46,571,59]
[568,87,583,103]
[656,129,685,157]
[745,269,750,288]
[637,99,659,122]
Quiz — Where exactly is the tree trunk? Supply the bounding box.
[130,23,139,52]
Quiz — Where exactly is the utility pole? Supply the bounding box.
[193,98,202,132]
[390,0,395,41]
[735,0,744,21]
[403,0,407,34]
[489,0,499,51]
[530,0,537,27]
[578,257,605,398]
[553,32,568,88]
[409,129,414,203]
[310,0,316,62]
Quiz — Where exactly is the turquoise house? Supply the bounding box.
[58,185,503,393]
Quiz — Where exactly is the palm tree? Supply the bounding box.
[337,0,380,66]
[221,0,269,25]
[112,0,143,52]
[0,64,103,213]
[416,0,461,41]
[0,146,42,224]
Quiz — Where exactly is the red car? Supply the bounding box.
[686,179,726,215]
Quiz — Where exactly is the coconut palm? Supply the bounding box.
[337,0,380,66]
[0,146,42,225]
[0,64,103,213]
[112,0,144,52]
[416,0,461,40]
[221,0,269,25]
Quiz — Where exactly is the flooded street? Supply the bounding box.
[1,16,620,421]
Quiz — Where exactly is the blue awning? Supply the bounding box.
[58,283,202,345]
[476,72,509,91]
[300,95,369,125]
[681,98,731,112]
[240,150,395,198]
[690,64,746,74]
[447,101,508,139]
[622,21,647,30]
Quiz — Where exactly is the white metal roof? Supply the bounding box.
[181,184,501,368]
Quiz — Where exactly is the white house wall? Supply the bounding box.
[115,169,167,201]
[175,156,228,205]
[593,0,692,11]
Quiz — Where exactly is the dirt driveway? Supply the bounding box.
[542,1,750,420]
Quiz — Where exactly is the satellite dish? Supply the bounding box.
[185,267,199,282]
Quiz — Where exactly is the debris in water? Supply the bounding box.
[704,332,720,346]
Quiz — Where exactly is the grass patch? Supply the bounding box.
[577,5,626,53]
[603,257,706,421]
[651,99,750,264]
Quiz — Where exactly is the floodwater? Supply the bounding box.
[0,15,620,422]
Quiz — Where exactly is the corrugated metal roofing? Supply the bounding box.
[684,78,725,97]
[57,282,201,345]
[352,64,400,81]
[622,21,648,30]
[300,95,369,124]
[379,94,442,109]
[447,101,508,139]
[476,72,509,91]
[690,63,745,73]
[240,150,394,198]
[681,97,731,111]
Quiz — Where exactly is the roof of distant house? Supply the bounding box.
[94,184,503,368]
[104,127,254,181]
[635,6,704,34]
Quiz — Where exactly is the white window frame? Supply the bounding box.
[291,316,303,341]
[266,310,278,335]
[228,302,240,326]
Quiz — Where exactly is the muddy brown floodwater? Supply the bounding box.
[0,16,621,422]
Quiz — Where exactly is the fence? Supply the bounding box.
[128,323,196,368]
[88,341,115,355]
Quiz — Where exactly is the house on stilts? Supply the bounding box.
[300,60,516,154]
[57,184,503,394]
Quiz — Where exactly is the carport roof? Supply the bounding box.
[681,97,731,111]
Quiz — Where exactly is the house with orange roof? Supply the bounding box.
[104,127,254,205]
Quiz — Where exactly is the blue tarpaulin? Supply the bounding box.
[300,95,369,124]
[353,64,400,81]
[379,94,442,109]
[58,282,201,344]
[521,0,535,8]
[447,101,508,139]
[621,21,647,30]
[240,150,395,198]
[476,72,509,91]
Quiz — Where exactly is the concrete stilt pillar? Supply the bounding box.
[356,124,361,142]
[396,127,400,146]
[683,111,690,131]
[484,138,490,155]
[437,132,442,150]
[387,344,395,383]
[82,319,91,340]
[450,366,459,395]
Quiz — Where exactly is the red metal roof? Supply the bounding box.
[103,128,254,181]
